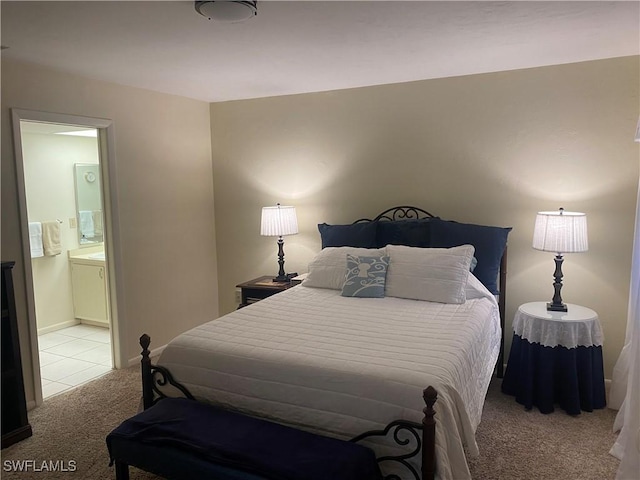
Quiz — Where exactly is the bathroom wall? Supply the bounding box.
[22,130,99,333]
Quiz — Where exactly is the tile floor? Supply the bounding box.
[38,324,113,399]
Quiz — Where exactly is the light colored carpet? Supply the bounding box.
[468,380,620,479]
[2,367,620,479]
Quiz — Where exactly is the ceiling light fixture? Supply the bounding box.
[195,1,257,23]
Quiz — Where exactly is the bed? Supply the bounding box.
[140,206,511,480]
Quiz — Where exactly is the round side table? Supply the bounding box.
[501,302,606,415]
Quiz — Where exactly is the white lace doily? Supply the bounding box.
[513,302,603,349]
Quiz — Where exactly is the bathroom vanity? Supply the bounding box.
[68,248,108,327]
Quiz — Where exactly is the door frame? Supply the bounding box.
[11,108,126,407]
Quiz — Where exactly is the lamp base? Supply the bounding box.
[272,272,298,283]
[547,301,568,312]
[547,254,568,312]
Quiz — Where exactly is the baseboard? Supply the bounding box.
[127,343,166,367]
[37,320,80,336]
[80,319,110,328]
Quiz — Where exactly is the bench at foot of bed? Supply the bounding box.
[106,396,383,480]
[130,333,438,480]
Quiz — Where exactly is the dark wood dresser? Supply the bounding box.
[2,261,33,448]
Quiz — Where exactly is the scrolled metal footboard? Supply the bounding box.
[350,386,437,480]
[350,420,423,479]
[139,335,437,480]
[140,334,195,409]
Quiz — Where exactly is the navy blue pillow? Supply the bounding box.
[318,222,378,249]
[375,219,435,248]
[429,219,511,295]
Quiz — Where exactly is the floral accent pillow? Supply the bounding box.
[340,254,389,298]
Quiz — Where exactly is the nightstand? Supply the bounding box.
[236,276,295,308]
[501,302,606,415]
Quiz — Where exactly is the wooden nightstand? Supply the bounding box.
[236,276,295,308]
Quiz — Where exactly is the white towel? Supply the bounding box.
[42,221,62,256]
[79,210,95,238]
[29,222,44,258]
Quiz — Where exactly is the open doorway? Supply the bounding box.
[11,110,123,406]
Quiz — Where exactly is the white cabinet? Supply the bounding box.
[70,261,108,327]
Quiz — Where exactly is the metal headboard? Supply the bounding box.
[354,205,436,223]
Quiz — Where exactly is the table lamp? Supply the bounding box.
[532,208,588,312]
[261,204,298,282]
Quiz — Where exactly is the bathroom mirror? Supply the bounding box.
[74,163,104,245]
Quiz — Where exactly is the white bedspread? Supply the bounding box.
[158,275,501,480]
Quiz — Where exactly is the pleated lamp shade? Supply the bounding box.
[260,205,298,237]
[532,209,588,254]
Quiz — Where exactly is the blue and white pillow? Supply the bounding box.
[341,254,389,298]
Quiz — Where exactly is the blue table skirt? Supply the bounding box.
[501,334,606,415]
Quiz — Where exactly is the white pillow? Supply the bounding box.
[385,244,475,304]
[303,247,386,290]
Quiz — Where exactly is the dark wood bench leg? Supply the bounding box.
[115,461,130,480]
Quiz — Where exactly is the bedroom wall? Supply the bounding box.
[1,59,219,406]
[210,56,639,380]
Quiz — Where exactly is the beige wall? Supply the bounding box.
[1,60,219,405]
[211,56,639,379]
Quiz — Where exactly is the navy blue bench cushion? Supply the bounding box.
[107,397,382,480]
[109,436,267,480]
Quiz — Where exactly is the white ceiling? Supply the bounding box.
[2,1,639,103]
